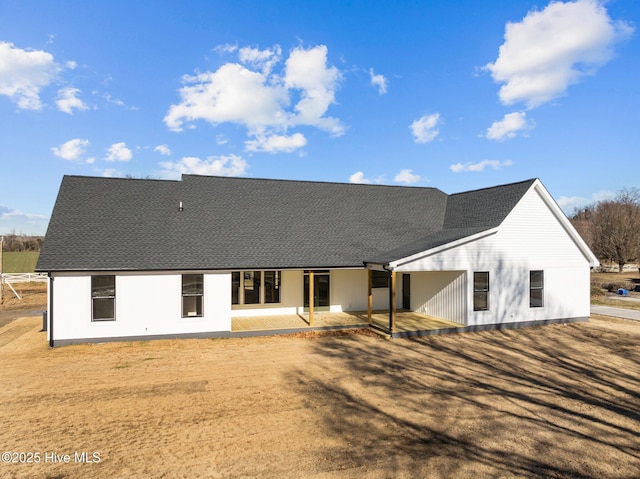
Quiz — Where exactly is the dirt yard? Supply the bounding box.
[0,312,638,478]
[0,282,47,328]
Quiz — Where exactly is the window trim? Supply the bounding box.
[91,275,116,322]
[264,270,281,304]
[182,274,204,318]
[473,271,490,312]
[232,270,283,305]
[530,270,544,308]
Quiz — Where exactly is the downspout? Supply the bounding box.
[48,274,54,348]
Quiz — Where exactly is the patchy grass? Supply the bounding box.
[591,270,640,309]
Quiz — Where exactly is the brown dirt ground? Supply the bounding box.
[0,311,639,478]
[0,282,47,328]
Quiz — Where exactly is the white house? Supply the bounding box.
[36,175,598,346]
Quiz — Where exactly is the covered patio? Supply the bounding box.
[231,310,465,338]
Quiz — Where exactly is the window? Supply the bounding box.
[232,271,282,305]
[182,274,203,317]
[231,272,240,305]
[473,272,489,311]
[92,275,115,321]
[264,271,281,303]
[243,271,261,304]
[371,270,389,288]
[530,270,544,308]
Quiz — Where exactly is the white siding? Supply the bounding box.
[411,271,466,324]
[231,270,302,317]
[51,271,231,342]
[396,187,592,326]
[331,269,397,311]
[231,269,399,317]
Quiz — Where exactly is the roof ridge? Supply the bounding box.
[181,174,443,191]
[61,174,179,183]
[448,178,537,197]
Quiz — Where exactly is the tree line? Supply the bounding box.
[1,232,44,252]
[570,188,640,272]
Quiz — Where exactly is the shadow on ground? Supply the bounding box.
[286,323,640,477]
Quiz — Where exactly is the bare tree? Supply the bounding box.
[570,205,594,248]
[589,188,640,272]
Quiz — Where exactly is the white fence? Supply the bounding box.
[1,273,47,300]
[1,272,48,284]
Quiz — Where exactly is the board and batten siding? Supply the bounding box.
[331,269,399,312]
[395,186,591,326]
[49,271,231,343]
[410,271,466,325]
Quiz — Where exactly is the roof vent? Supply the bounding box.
[179,201,184,212]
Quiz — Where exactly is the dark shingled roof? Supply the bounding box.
[36,175,536,272]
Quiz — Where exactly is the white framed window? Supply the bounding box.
[232,271,281,305]
[182,274,203,317]
[530,270,544,308]
[92,275,115,321]
[473,272,489,311]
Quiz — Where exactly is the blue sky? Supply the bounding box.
[1,0,638,235]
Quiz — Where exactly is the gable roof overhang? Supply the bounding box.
[364,227,499,271]
[364,179,600,270]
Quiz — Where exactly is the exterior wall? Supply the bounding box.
[330,269,398,312]
[396,187,592,326]
[411,271,466,325]
[230,269,400,317]
[231,270,303,317]
[50,271,231,342]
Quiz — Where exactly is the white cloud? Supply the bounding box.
[245,132,307,153]
[154,144,172,156]
[0,205,49,235]
[51,138,90,161]
[101,168,123,178]
[556,189,615,213]
[485,0,634,108]
[164,44,344,151]
[239,45,282,75]
[410,113,441,143]
[56,87,88,114]
[486,111,535,141]
[349,171,371,184]
[450,159,513,173]
[213,43,238,55]
[105,142,132,162]
[159,154,248,180]
[284,45,344,134]
[394,169,420,184]
[348,171,384,184]
[103,93,138,110]
[164,64,289,132]
[0,41,63,110]
[369,68,388,94]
